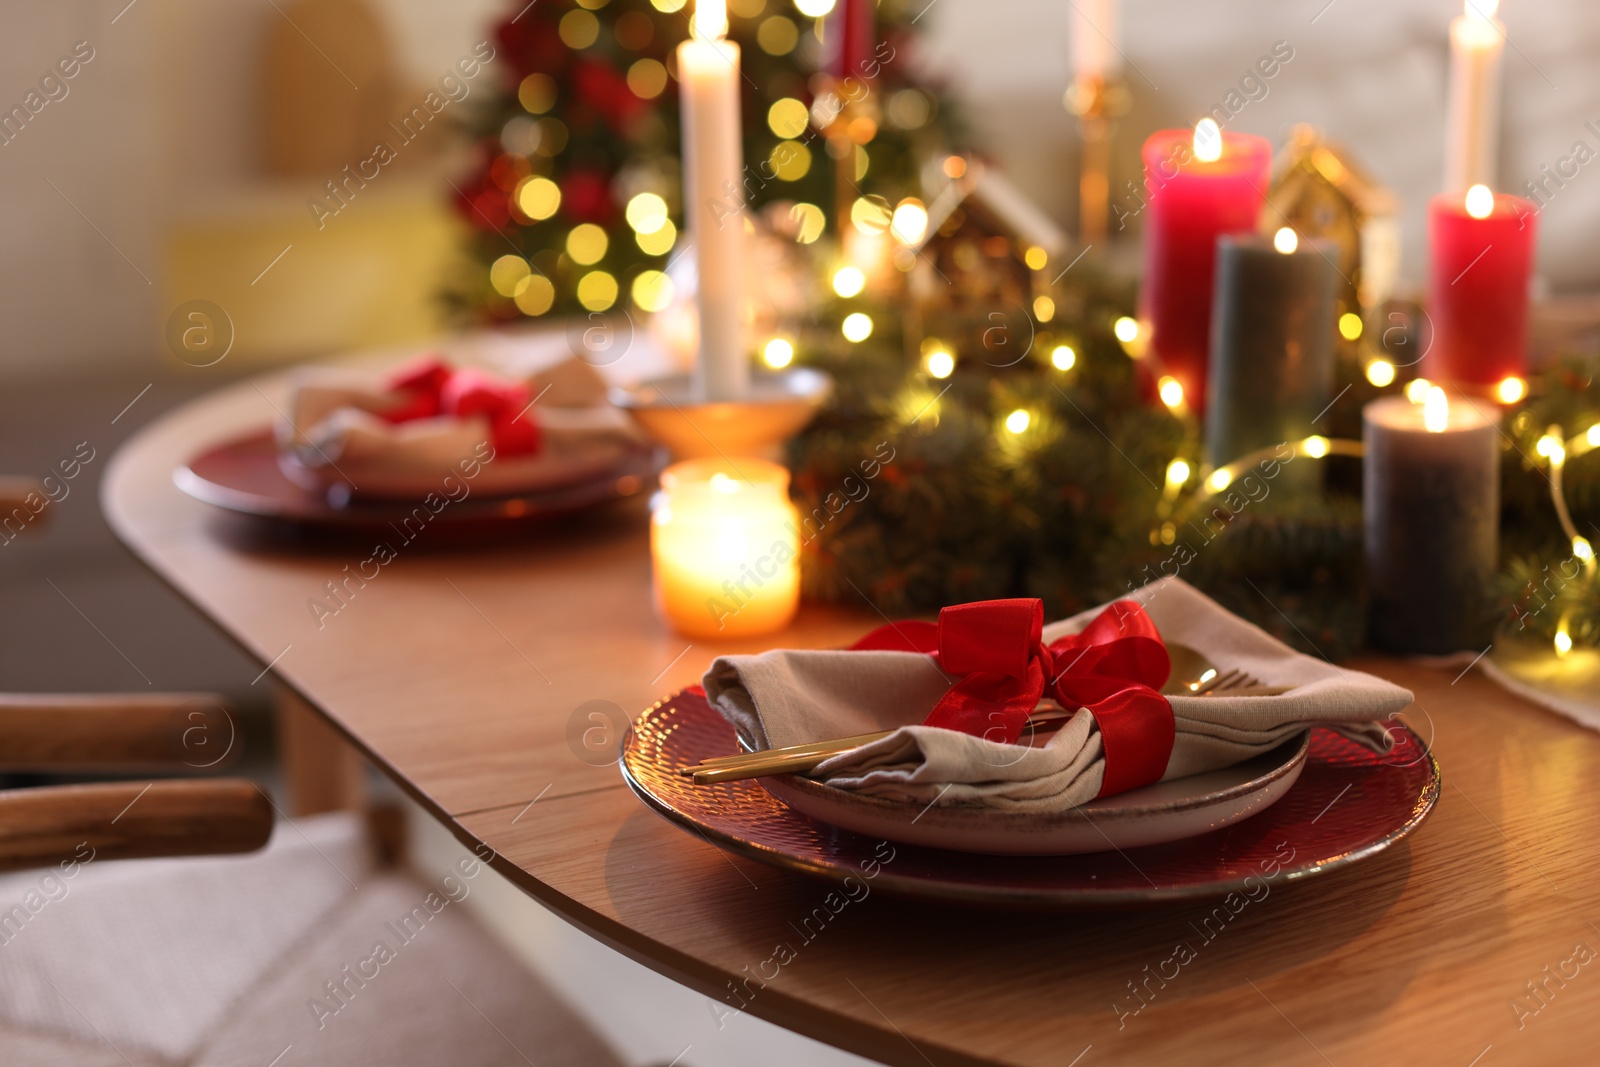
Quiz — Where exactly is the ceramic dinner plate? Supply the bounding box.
[175,430,662,531]
[759,732,1308,856]
[620,689,1441,908]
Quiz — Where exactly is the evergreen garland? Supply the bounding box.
[451,0,1600,660]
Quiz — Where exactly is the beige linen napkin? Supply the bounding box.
[278,356,640,499]
[703,577,1412,812]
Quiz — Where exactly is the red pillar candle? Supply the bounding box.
[823,0,875,80]
[1137,123,1271,414]
[1425,185,1536,389]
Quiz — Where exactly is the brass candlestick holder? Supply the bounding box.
[611,368,833,462]
[1063,74,1131,246]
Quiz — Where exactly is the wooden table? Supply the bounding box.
[105,373,1600,1066]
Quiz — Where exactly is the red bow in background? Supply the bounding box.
[383,357,541,457]
[851,598,1175,797]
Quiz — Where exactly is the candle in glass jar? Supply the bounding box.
[1137,121,1272,414]
[678,0,748,401]
[1444,0,1505,192]
[651,458,800,639]
[1424,184,1536,389]
[1205,229,1337,472]
[1363,388,1499,653]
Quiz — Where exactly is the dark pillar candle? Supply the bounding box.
[1363,394,1499,653]
[1205,234,1337,470]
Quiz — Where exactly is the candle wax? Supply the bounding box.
[1363,395,1499,653]
[1137,129,1272,414]
[1206,235,1337,472]
[678,36,749,402]
[1443,12,1505,192]
[1424,191,1536,387]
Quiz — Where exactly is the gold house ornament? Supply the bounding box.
[1264,124,1401,318]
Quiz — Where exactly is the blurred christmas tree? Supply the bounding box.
[449,0,958,322]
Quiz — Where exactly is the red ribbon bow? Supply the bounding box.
[850,598,1175,798]
[383,356,541,456]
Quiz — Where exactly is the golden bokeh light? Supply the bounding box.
[567,224,609,266]
[625,192,670,234]
[790,203,825,243]
[516,177,561,220]
[631,270,676,312]
[559,9,601,48]
[762,338,794,368]
[890,199,928,245]
[757,15,799,54]
[514,275,555,316]
[627,58,669,99]
[490,255,531,298]
[832,266,865,297]
[577,270,618,311]
[767,98,810,139]
[841,312,873,342]
[850,196,892,235]
[518,74,556,115]
[636,218,677,255]
[769,140,812,181]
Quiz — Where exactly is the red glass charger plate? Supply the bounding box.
[175,430,662,531]
[620,689,1441,908]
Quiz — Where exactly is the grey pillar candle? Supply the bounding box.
[1205,233,1337,470]
[1363,392,1499,653]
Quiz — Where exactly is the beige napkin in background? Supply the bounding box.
[278,356,641,499]
[703,577,1412,812]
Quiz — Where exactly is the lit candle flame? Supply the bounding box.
[1273,227,1299,254]
[1495,376,1526,403]
[1193,118,1222,163]
[1554,621,1572,657]
[697,0,727,40]
[1423,386,1449,433]
[1465,183,1495,219]
[1467,0,1499,19]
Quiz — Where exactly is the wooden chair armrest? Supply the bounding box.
[0,694,239,770]
[0,780,273,874]
[0,477,49,528]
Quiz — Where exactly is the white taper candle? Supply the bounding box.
[1443,0,1505,192]
[678,0,749,401]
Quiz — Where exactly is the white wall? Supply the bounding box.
[2,0,1598,383]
